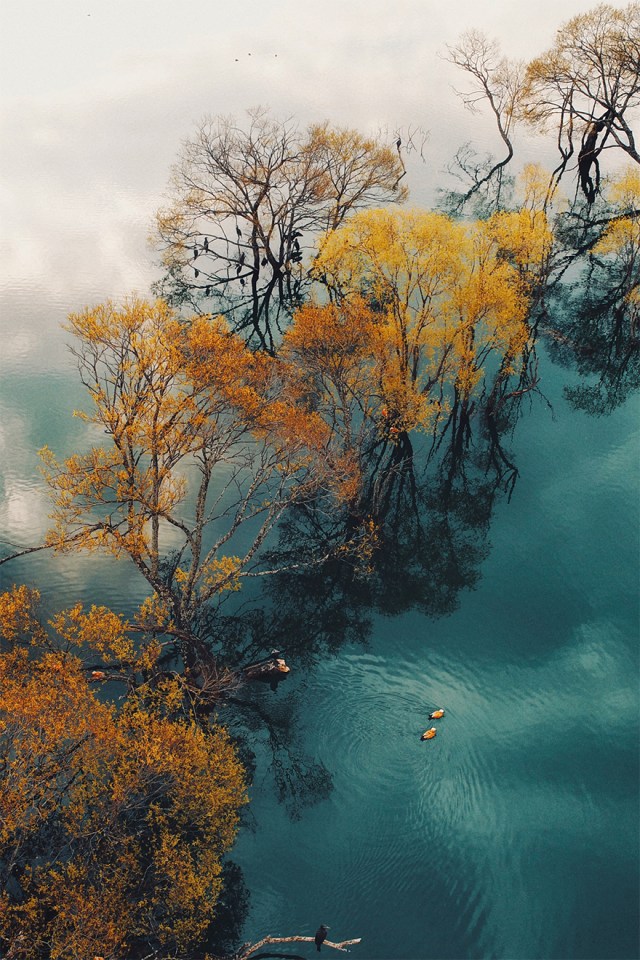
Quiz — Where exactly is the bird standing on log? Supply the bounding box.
[315,924,329,952]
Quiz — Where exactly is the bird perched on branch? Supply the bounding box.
[315,924,329,952]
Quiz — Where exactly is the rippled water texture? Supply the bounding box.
[232,366,639,960]
[1,2,639,957]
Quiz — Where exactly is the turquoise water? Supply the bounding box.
[1,5,638,947]
[225,352,639,960]
[1,324,638,959]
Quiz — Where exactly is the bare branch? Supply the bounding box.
[444,31,523,211]
[232,934,363,960]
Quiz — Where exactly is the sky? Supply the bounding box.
[0,0,601,365]
[0,0,596,101]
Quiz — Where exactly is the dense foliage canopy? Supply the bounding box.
[0,586,246,960]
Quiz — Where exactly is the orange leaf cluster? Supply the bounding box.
[0,587,246,959]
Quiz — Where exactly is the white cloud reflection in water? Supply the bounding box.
[1,3,638,958]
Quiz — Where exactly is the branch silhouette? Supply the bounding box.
[230,934,362,960]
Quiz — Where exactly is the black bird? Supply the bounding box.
[396,137,402,150]
[194,268,199,279]
[236,225,242,238]
[203,237,209,252]
[315,925,329,952]
[193,244,199,259]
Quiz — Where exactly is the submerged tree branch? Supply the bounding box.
[230,934,363,960]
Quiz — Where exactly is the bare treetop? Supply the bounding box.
[154,107,406,352]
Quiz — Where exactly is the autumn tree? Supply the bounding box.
[544,166,640,413]
[592,165,640,301]
[521,2,640,200]
[446,4,640,210]
[0,584,246,960]
[311,204,547,421]
[281,297,379,475]
[260,201,554,634]
[39,298,354,681]
[154,108,407,351]
[278,202,551,527]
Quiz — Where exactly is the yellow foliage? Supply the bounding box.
[311,207,534,416]
[0,584,47,647]
[40,299,355,629]
[306,122,409,223]
[594,166,640,260]
[485,198,554,283]
[200,554,243,594]
[49,603,135,662]
[605,165,640,209]
[0,590,247,959]
[136,593,174,632]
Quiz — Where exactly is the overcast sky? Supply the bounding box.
[0,0,599,357]
[0,0,609,559]
[0,0,596,100]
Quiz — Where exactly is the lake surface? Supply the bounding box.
[225,349,639,960]
[1,3,639,957]
[2,280,638,960]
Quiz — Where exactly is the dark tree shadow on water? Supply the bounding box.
[526,188,640,414]
[222,687,333,821]
[541,258,640,416]
[257,370,533,635]
[206,861,251,958]
[195,567,367,818]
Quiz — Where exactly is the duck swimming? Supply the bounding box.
[421,727,437,740]
[429,708,445,720]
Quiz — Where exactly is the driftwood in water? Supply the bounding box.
[242,652,291,691]
[231,933,363,959]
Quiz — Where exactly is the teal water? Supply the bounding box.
[224,351,639,960]
[1,329,639,960]
[1,3,639,949]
